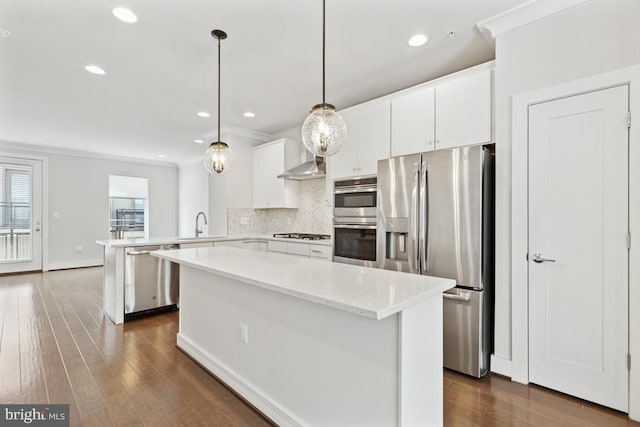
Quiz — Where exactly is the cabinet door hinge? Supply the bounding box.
[628,232,632,250]
[627,111,632,129]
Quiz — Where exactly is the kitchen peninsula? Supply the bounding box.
[152,246,455,426]
[96,235,331,324]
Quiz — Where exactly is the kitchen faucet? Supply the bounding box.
[195,211,208,237]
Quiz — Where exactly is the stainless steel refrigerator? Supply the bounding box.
[377,145,494,377]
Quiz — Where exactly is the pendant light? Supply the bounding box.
[204,29,236,175]
[301,0,346,157]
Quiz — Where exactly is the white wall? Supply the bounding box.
[0,145,179,270]
[178,159,209,237]
[46,152,178,269]
[493,0,640,366]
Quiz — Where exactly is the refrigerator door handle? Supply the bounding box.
[419,161,428,273]
[409,163,420,273]
[443,292,471,302]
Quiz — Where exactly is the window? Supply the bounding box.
[0,163,33,262]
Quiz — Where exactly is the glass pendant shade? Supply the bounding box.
[204,141,235,175]
[301,104,347,157]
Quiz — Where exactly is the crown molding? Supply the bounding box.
[0,125,270,168]
[177,155,204,168]
[0,140,178,168]
[477,0,592,48]
[178,126,273,169]
[201,125,272,144]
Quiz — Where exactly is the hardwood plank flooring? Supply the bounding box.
[0,267,637,426]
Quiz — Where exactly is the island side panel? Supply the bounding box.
[178,266,400,427]
[103,246,116,321]
[102,246,125,324]
[399,296,443,426]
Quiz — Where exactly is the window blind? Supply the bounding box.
[0,162,32,262]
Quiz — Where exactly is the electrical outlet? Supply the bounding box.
[76,246,83,252]
[239,322,248,344]
[240,216,250,225]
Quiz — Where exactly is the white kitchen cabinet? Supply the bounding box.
[435,68,492,150]
[309,245,330,260]
[331,101,391,179]
[267,240,288,253]
[391,86,435,157]
[390,67,492,156]
[179,241,214,249]
[267,241,330,261]
[253,138,300,209]
[215,240,268,251]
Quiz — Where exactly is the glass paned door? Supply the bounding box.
[0,158,42,273]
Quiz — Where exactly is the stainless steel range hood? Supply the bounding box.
[277,151,326,180]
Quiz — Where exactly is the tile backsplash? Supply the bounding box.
[227,179,332,235]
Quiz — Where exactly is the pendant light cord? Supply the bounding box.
[217,36,221,141]
[322,0,325,105]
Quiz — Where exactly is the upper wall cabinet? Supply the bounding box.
[435,68,492,150]
[391,87,435,157]
[391,67,492,156]
[253,138,299,209]
[331,101,391,179]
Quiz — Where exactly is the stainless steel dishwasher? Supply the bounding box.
[124,244,179,315]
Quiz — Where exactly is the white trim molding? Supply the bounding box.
[0,140,178,168]
[200,125,272,146]
[490,354,513,378]
[477,0,592,48]
[511,64,640,421]
[47,258,103,271]
[177,334,303,427]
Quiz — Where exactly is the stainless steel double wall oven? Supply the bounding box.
[332,177,377,267]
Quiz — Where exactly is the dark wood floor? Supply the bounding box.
[0,267,637,426]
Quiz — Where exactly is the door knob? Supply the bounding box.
[532,253,556,263]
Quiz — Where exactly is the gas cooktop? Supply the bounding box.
[272,233,331,241]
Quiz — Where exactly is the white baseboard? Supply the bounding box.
[176,334,303,427]
[490,354,513,378]
[46,258,103,271]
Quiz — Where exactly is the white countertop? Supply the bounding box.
[96,234,331,248]
[152,246,455,320]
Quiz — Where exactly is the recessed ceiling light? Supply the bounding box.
[0,29,10,39]
[157,154,166,158]
[243,111,256,118]
[197,112,210,118]
[85,65,106,75]
[112,8,138,23]
[408,34,428,47]
[194,139,204,144]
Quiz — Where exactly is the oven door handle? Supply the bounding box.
[333,186,377,195]
[333,224,377,230]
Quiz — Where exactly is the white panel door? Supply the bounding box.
[0,157,43,273]
[528,85,629,412]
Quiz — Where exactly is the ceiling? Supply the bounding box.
[0,0,530,164]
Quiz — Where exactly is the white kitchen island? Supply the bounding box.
[152,246,454,427]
